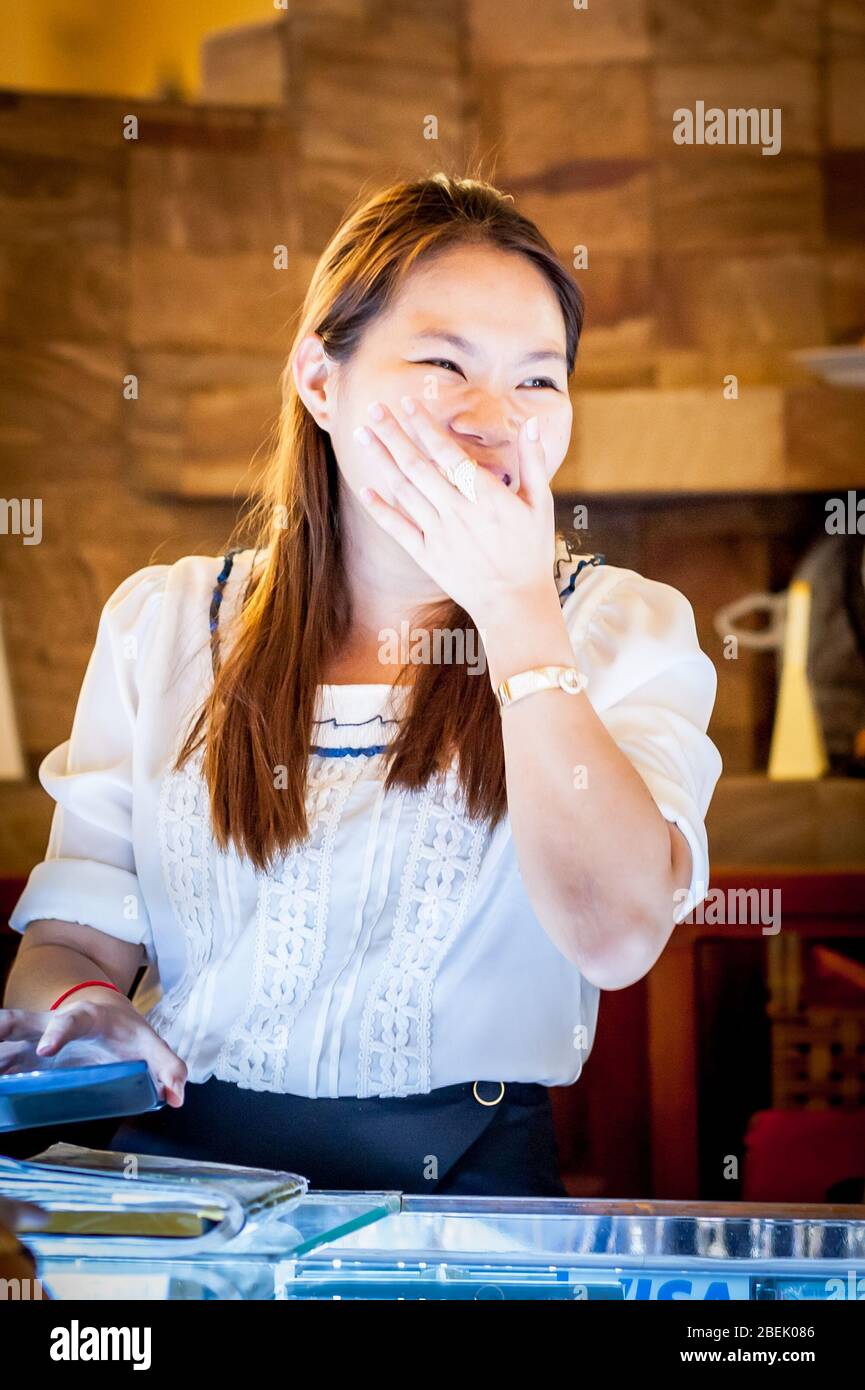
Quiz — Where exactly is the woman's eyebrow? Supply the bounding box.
[409,330,566,367]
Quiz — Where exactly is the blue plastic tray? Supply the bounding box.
[0,1059,162,1132]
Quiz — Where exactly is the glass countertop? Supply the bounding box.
[350,1195,865,1268]
[30,1194,865,1302]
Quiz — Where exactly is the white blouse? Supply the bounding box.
[10,539,722,1098]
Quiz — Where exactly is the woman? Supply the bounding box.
[2,173,722,1196]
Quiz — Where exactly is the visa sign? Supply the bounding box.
[620,1275,751,1300]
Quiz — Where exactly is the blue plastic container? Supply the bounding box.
[0,1058,161,1132]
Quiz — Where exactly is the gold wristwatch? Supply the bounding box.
[494,664,588,711]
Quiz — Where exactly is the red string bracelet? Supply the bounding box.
[49,980,122,1011]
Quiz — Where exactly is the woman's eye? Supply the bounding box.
[410,361,559,390]
[416,358,463,375]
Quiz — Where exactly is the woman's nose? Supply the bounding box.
[450,404,522,449]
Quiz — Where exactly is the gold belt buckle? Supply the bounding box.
[472,1080,505,1107]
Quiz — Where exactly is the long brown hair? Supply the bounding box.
[174,171,585,871]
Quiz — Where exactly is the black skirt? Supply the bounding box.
[105,1077,568,1197]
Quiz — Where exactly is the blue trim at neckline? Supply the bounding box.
[310,744,387,758]
[557,551,605,602]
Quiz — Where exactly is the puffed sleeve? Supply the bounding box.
[8,564,170,962]
[563,566,723,924]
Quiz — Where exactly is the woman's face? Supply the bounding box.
[295,242,574,507]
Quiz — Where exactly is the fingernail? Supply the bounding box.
[400,395,416,414]
[367,401,385,421]
[526,415,539,441]
[354,424,373,444]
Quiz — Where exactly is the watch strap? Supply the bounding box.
[495,664,588,710]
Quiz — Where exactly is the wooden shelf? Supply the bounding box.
[705,776,865,870]
[554,385,865,495]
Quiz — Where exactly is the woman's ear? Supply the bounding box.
[292,333,336,432]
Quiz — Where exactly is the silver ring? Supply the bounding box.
[444,455,478,504]
[473,1080,505,1107]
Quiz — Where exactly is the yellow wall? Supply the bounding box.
[0,0,278,99]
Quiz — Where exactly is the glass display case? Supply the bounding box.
[27,1195,865,1302]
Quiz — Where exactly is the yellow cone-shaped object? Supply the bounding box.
[768,580,829,780]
